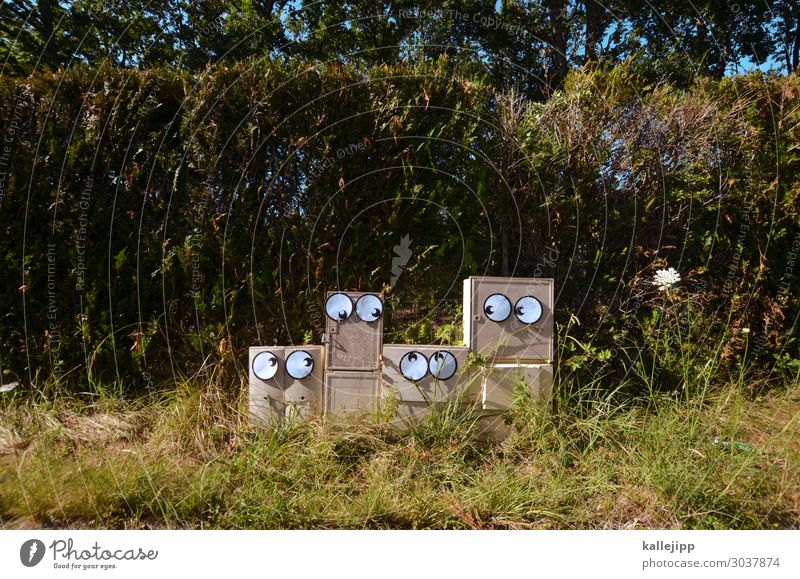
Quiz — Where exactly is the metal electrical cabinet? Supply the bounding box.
[324,370,381,413]
[475,362,553,441]
[248,278,556,435]
[381,345,471,422]
[249,346,285,425]
[480,363,554,411]
[462,277,554,362]
[324,291,384,370]
[249,345,324,424]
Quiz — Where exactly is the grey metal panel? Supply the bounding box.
[325,291,383,370]
[464,277,554,362]
[381,344,470,403]
[381,344,472,428]
[248,346,286,425]
[324,370,380,413]
[481,363,554,411]
[283,345,324,416]
[462,278,471,348]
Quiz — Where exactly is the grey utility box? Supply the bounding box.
[462,277,553,362]
[324,370,381,414]
[480,363,553,411]
[324,291,384,371]
[382,344,472,423]
[249,345,324,424]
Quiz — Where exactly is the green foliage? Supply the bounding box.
[0,62,798,393]
[2,2,796,87]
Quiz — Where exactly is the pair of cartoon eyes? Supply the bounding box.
[399,350,458,382]
[483,294,543,324]
[325,293,383,323]
[252,350,314,381]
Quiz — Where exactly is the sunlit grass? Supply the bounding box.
[1,364,797,529]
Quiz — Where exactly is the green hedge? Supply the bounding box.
[0,60,797,391]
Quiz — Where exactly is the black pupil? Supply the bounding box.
[303,357,312,366]
[485,305,494,314]
[372,308,380,317]
[269,358,276,366]
[409,353,417,362]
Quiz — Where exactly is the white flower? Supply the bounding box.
[0,381,18,393]
[652,267,681,292]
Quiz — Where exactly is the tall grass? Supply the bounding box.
[1,354,797,529]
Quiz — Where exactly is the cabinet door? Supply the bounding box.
[465,277,553,362]
[249,347,286,424]
[283,346,324,415]
[481,363,553,411]
[325,292,383,370]
[324,371,380,413]
[382,345,470,403]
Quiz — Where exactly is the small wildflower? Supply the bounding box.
[0,381,19,393]
[741,328,750,335]
[652,267,681,292]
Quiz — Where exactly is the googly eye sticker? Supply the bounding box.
[429,350,457,381]
[325,292,353,322]
[252,350,279,380]
[514,295,543,324]
[285,350,314,379]
[399,351,428,381]
[355,294,383,322]
[483,293,512,322]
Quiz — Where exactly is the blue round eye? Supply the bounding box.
[286,350,314,379]
[429,351,457,380]
[252,351,279,380]
[325,293,353,321]
[514,296,542,324]
[399,351,428,381]
[355,294,383,322]
[483,293,511,322]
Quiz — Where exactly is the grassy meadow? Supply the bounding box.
[1,2,799,534]
[2,365,797,530]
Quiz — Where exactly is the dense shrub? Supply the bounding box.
[0,60,797,392]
